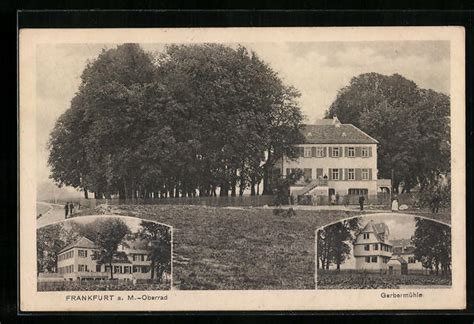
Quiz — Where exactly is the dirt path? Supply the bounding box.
[36,203,67,228]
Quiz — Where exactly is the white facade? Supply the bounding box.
[279,118,386,199]
[353,222,392,271]
[56,237,153,281]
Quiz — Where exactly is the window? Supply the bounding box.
[362,169,369,180]
[78,250,87,257]
[408,257,415,264]
[371,256,378,263]
[363,233,370,239]
[347,147,355,157]
[349,188,368,196]
[332,147,340,157]
[114,266,121,274]
[124,266,131,273]
[348,168,355,180]
[365,257,370,263]
[96,265,101,272]
[364,244,370,251]
[303,168,312,181]
[362,147,369,157]
[78,264,88,272]
[304,147,312,158]
[316,147,324,157]
[332,168,339,180]
[374,244,379,250]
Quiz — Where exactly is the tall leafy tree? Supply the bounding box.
[412,217,451,275]
[317,218,361,270]
[326,73,450,193]
[137,221,172,282]
[92,218,131,279]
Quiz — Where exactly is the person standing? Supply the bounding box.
[391,198,399,212]
[432,192,441,214]
[358,195,365,211]
[64,202,69,219]
[330,194,336,205]
[69,202,74,216]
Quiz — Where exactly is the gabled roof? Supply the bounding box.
[59,236,97,254]
[391,238,415,255]
[300,118,379,144]
[389,256,408,264]
[360,221,390,243]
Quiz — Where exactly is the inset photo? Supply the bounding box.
[315,214,451,289]
[37,216,172,291]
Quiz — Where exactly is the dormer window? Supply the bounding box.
[363,233,370,239]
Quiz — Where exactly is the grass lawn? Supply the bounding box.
[73,205,450,290]
[317,270,452,289]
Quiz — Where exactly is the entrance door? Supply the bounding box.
[401,263,408,275]
[328,188,335,205]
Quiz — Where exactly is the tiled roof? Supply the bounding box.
[361,221,390,243]
[391,239,415,255]
[300,118,378,144]
[390,256,408,264]
[59,236,97,254]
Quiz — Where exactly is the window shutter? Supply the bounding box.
[339,168,344,180]
[369,146,372,157]
[328,147,332,157]
[355,147,361,157]
[328,168,332,180]
[312,147,316,157]
[317,168,323,178]
[369,168,373,180]
[339,147,343,158]
[323,147,327,157]
[299,147,304,157]
[344,168,348,181]
[355,168,362,181]
[344,147,348,157]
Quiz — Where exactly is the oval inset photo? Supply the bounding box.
[315,214,451,289]
[37,215,172,291]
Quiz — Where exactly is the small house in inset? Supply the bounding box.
[353,220,393,270]
[387,256,408,275]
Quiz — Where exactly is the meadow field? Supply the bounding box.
[74,205,450,290]
[316,270,452,289]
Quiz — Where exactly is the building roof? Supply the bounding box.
[389,256,408,264]
[300,117,379,144]
[391,238,415,255]
[59,236,97,254]
[360,221,390,243]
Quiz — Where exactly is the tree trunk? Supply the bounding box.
[109,263,114,279]
[150,260,155,281]
[84,190,89,199]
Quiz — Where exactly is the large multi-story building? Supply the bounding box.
[278,117,391,203]
[353,220,393,270]
[56,236,153,281]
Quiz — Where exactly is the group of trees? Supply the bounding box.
[412,217,451,275]
[326,73,450,194]
[48,43,304,200]
[37,218,172,282]
[317,218,361,270]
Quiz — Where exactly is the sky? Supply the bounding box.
[36,41,450,185]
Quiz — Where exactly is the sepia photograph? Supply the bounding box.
[37,216,172,291]
[20,27,465,311]
[316,215,451,289]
